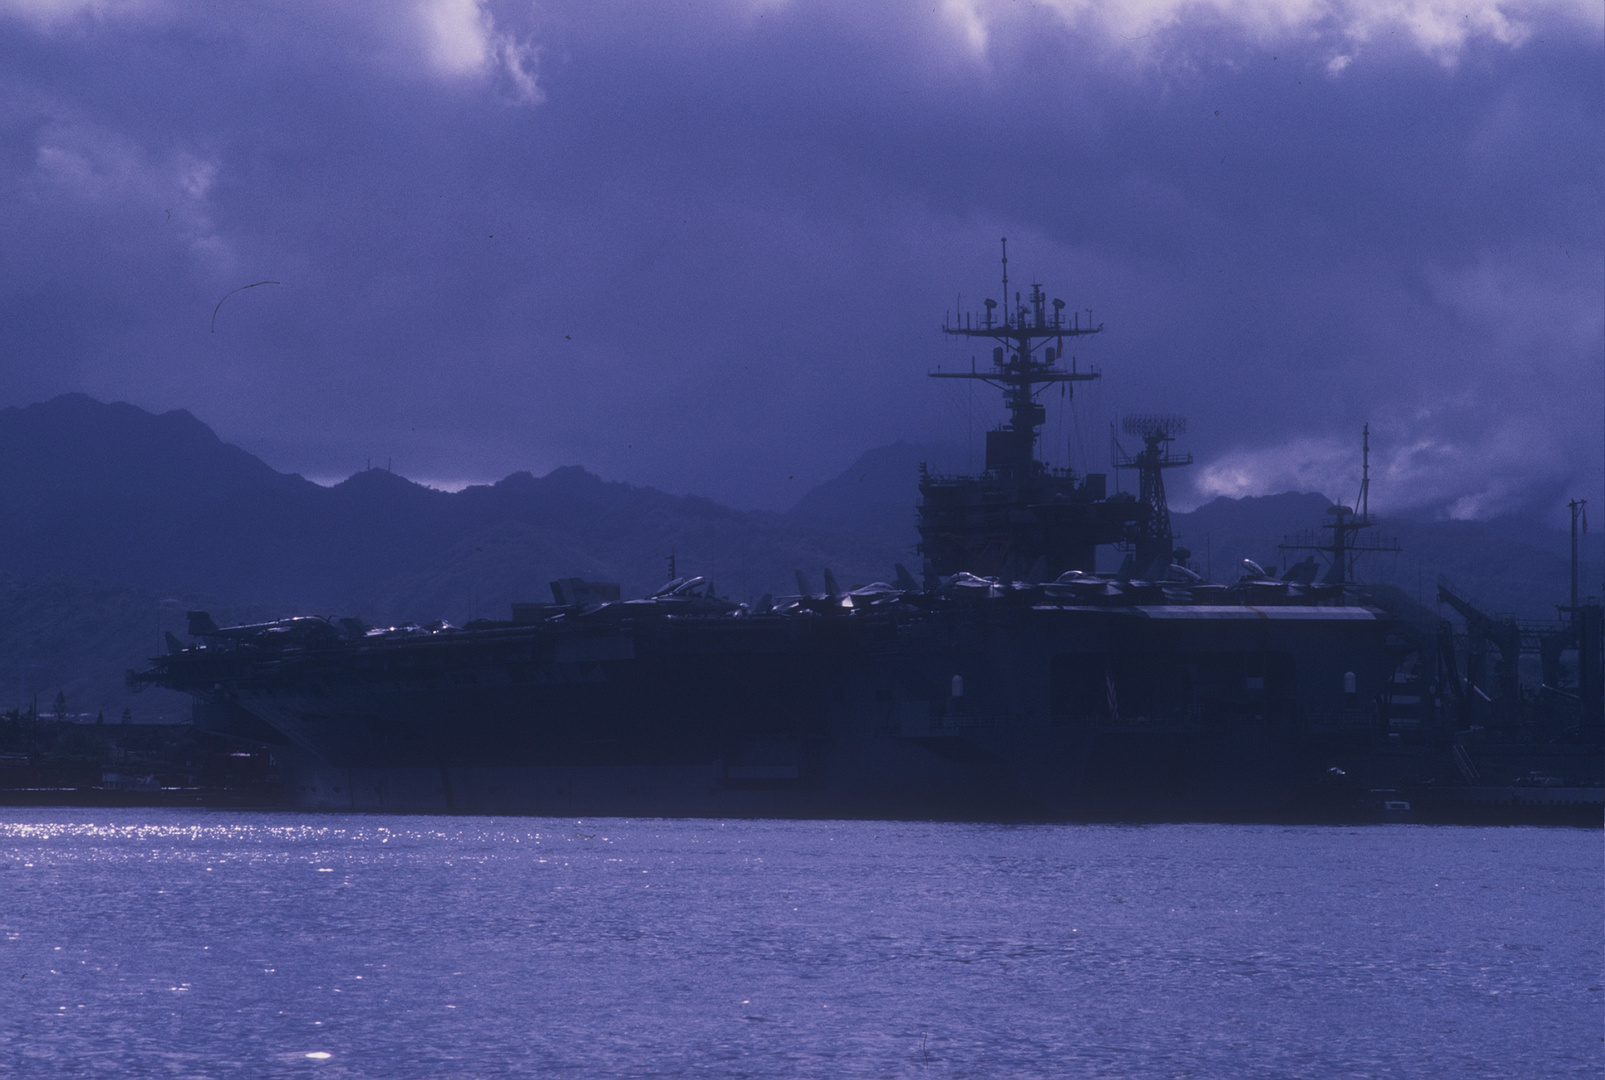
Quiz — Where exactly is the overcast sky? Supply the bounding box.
[1,0,1599,519]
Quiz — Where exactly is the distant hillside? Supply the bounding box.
[0,396,900,622]
[1170,492,1336,578]
[0,394,322,601]
[1379,515,1594,620]
[784,440,969,551]
[356,467,904,620]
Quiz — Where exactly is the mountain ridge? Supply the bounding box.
[0,394,903,618]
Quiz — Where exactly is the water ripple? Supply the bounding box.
[0,812,1597,1078]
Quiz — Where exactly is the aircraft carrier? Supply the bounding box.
[133,247,1605,822]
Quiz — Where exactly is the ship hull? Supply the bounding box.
[163,602,1504,821]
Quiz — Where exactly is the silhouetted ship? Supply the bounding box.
[134,246,1603,822]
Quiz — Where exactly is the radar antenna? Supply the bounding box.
[932,238,1102,477]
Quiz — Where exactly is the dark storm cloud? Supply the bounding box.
[0,0,1598,519]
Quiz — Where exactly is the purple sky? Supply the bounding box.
[1,0,1600,520]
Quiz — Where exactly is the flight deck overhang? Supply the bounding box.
[1131,606,1381,620]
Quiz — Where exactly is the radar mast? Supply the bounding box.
[1278,424,1400,584]
[932,238,1102,476]
[918,242,1143,584]
[1114,415,1192,579]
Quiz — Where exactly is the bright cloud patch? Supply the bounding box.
[1194,414,1590,521]
[25,114,232,269]
[416,0,538,100]
[1194,437,1357,507]
[420,0,492,75]
[0,0,166,27]
[1,0,544,102]
[948,0,1600,62]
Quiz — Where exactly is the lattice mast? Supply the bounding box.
[932,238,1102,476]
[1114,415,1192,577]
[1279,423,1400,584]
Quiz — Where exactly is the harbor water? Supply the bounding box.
[0,811,1598,1078]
